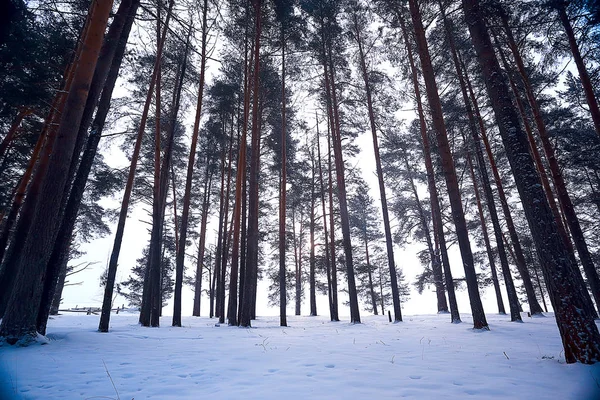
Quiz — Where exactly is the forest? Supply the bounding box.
[0,0,600,368]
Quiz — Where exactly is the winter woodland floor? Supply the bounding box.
[1,312,600,399]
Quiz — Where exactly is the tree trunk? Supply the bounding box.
[498,17,600,316]
[49,258,68,315]
[467,152,506,315]
[100,0,173,333]
[278,26,288,326]
[0,0,113,342]
[352,10,402,321]
[462,0,600,363]
[460,51,544,316]
[324,33,360,323]
[440,5,521,321]
[0,107,32,165]
[218,124,235,323]
[239,0,262,328]
[39,0,139,335]
[412,1,487,326]
[554,2,600,137]
[193,162,213,317]
[325,71,339,322]
[146,31,190,327]
[309,150,317,317]
[316,117,334,321]
[173,0,208,326]
[403,152,448,313]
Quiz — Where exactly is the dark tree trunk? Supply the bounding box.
[192,163,212,317]
[173,0,208,327]
[309,151,317,317]
[240,0,262,327]
[396,7,459,323]
[499,9,600,317]
[403,153,448,314]
[218,125,235,324]
[0,107,32,165]
[440,5,521,321]
[0,0,113,342]
[324,35,360,323]
[39,0,139,336]
[100,0,173,333]
[462,0,600,363]
[49,258,68,315]
[460,52,544,316]
[352,10,402,321]
[410,0,488,327]
[316,117,335,321]
[553,2,600,137]
[146,32,190,327]
[278,26,288,326]
[467,152,505,315]
[325,71,339,322]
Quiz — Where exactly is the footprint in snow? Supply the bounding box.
[268,368,278,373]
[409,375,422,380]
[324,364,335,368]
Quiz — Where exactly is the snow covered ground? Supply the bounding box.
[1,312,599,399]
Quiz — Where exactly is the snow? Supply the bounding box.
[1,312,600,399]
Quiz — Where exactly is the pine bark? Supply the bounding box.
[462,0,600,363]
[0,0,113,342]
[396,8,458,322]
[324,32,360,323]
[101,0,173,332]
[460,52,544,315]
[499,13,600,315]
[352,10,402,321]
[316,118,335,320]
[408,0,489,327]
[173,0,208,327]
[553,1,600,137]
[240,0,262,327]
[440,5,521,321]
[39,0,139,335]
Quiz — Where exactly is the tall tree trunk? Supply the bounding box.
[309,149,317,316]
[192,162,213,316]
[316,117,334,321]
[219,124,235,323]
[50,258,68,315]
[240,0,262,327]
[0,0,113,342]
[352,10,402,321]
[498,15,600,315]
[324,32,360,323]
[100,0,173,333]
[396,7,459,323]
[278,26,288,326]
[213,143,227,320]
[292,207,302,316]
[467,152,505,314]
[39,0,139,335]
[440,5,521,321]
[410,1,488,326]
[173,0,208,326]
[462,0,600,363]
[325,70,339,322]
[231,10,252,325]
[146,31,190,327]
[460,51,544,316]
[553,1,600,137]
[403,152,448,313]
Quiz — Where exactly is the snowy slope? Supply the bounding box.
[1,312,599,399]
